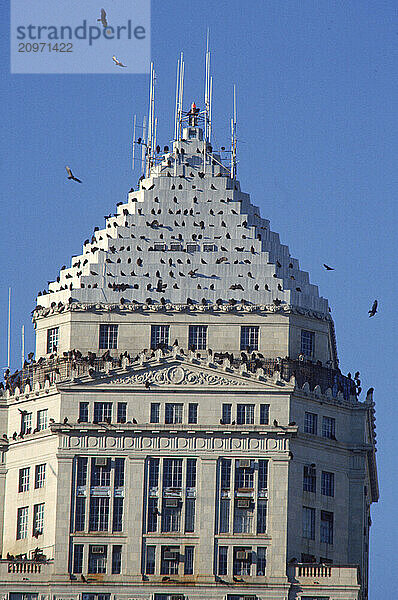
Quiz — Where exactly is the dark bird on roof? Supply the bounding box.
[216,257,228,264]
[273,298,282,306]
[221,246,227,251]
[235,247,244,252]
[288,421,296,426]
[132,418,138,424]
[273,419,278,427]
[65,166,82,183]
[250,246,255,254]
[368,299,378,317]
[145,381,151,389]
[188,269,198,277]
[18,409,28,415]
[201,258,207,264]
[221,221,226,227]
[81,574,87,583]
[63,417,69,424]
[354,371,360,379]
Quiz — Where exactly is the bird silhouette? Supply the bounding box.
[112,55,127,67]
[97,8,108,27]
[65,166,82,183]
[368,299,378,317]
[323,263,334,270]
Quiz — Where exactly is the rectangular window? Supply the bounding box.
[221,459,231,489]
[258,460,268,490]
[322,416,336,439]
[188,403,198,424]
[184,546,194,575]
[21,412,32,434]
[75,497,86,531]
[112,545,122,574]
[99,324,118,350]
[37,409,48,431]
[77,457,88,487]
[170,242,182,251]
[89,497,110,531]
[150,403,160,423]
[47,327,59,354]
[147,497,158,532]
[91,458,111,486]
[256,547,267,576]
[203,243,216,252]
[79,402,89,422]
[73,544,84,574]
[301,330,315,356]
[117,402,127,424]
[234,506,253,534]
[185,498,196,533]
[160,546,180,575]
[93,402,113,424]
[19,467,30,492]
[186,459,197,488]
[302,506,315,540]
[17,506,28,539]
[222,403,231,424]
[151,325,169,349]
[154,242,166,251]
[33,503,44,535]
[162,503,181,533]
[303,465,316,493]
[260,404,269,425]
[112,497,124,532]
[237,404,254,425]
[240,326,259,351]
[219,499,230,533]
[233,547,252,576]
[186,243,198,252]
[257,500,267,534]
[165,403,183,424]
[304,412,318,435]
[218,546,228,575]
[35,464,46,489]
[88,545,107,574]
[188,325,207,350]
[149,458,159,489]
[320,510,334,544]
[145,545,156,574]
[163,459,183,489]
[115,458,125,488]
[235,461,254,489]
[321,471,335,497]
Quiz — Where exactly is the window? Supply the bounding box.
[112,545,122,574]
[154,242,166,251]
[256,547,267,576]
[188,325,207,350]
[186,459,197,488]
[151,325,169,349]
[73,544,84,573]
[112,498,124,532]
[17,506,28,539]
[185,499,195,533]
[79,402,89,422]
[89,497,110,531]
[77,457,88,487]
[234,506,253,533]
[145,545,156,574]
[322,416,336,439]
[75,497,86,531]
[91,458,111,486]
[117,402,127,423]
[47,327,59,354]
[222,403,231,424]
[170,242,182,251]
[33,503,44,536]
[114,458,125,488]
[19,467,30,492]
[235,461,254,489]
[303,465,316,493]
[304,412,318,435]
[149,458,159,489]
[320,511,333,544]
[240,326,259,351]
[321,471,335,497]
[35,464,46,489]
[188,403,198,424]
[82,595,111,600]
[147,498,158,532]
[237,404,254,425]
[186,243,198,252]
[302,507,315,540]
[203,243,216,252]
[257,500,267,534]
[219,499,230,533]
[21,411,32,434]
[163,459,183,489]
[162,502,181,533]
[233,547,252,576]
[165,403,183,424]
[88,545,107,574]
[150,403,160,423]
[93,402,112,424]
[218,546,228,575]
[184,546,194,574]
[221,459,231,489]
[160,546,179,575]
[260,404,269,425]
[301,330,314,356]
[99,324,118,350]
[258,460,268,490]
[37,409,48,431]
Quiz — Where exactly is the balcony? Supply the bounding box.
[0,559,54,581]
[288,563,360,598]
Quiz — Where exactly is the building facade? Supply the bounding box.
[0,75,378,600]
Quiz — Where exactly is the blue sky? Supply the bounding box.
[1,0,397,595]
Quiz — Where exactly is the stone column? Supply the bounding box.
[197,455,218,580]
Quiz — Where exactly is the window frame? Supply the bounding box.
[240,326,259,351]
[99,324,118,350]
[301,329,315,357]
[46,327,59,354]
[151,324,170,349]
[188,325,207,350]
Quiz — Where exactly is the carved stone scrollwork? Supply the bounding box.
[105,365,246,386]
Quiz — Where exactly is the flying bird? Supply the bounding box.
[65,166,82,183]
[97,8,108,27]
[368,299,378,317]
[112,56,127,68]
[323,264,334,271]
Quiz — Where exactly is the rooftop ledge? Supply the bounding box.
[288,563,360,588]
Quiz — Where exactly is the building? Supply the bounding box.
[0,61,378,600]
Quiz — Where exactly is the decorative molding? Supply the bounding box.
[103,365,246,387]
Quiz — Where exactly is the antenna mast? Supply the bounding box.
[7,287,11,370]
[231,85,237,178]
[132,115,137,170]
[204,30,212,143]
[174,53,185,141]
[146,62,156,178]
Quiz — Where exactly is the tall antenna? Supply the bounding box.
[21,325,25,369]
[132,114,137,170]
[146,62,156,178]
[204,30,212,143]
[7,287,11,370]
[174,52,185,141]
[231,84,237,178]
[141,115,147,171]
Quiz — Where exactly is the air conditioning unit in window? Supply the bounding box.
[91,545,105,554]
[237,499,251,509]
[238,459,251,468]
[243,596,256,600]
[95,457,108,467]
[164,498,180,508]
[163,551,179,560]
[236,550,251,561]
[171,595,184,600]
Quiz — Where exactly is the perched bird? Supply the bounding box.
[132,418,138,424]
[323,263,334,271]
[112,55,127,68]
[97,8,108,27]
[368,299,378,317]
[65,166,82,183]
[273,419,278,427]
